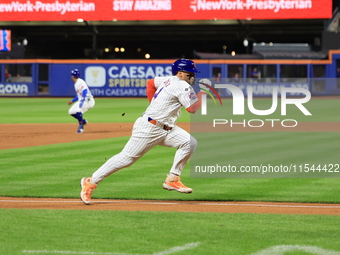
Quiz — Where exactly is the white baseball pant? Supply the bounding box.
[91,115,197,184]
[68,97,95,115]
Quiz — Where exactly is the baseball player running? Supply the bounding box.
[68,69,95,134]
[80,59,208,205]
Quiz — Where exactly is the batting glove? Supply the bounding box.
[198,78,212,93]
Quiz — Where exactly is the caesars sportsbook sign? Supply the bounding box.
[0,0,332,21]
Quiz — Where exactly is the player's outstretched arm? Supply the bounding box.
[187,78,212,113]
[68,95,79,105]
[186,91,205,114]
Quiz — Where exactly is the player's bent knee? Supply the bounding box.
[190,137,198,149]
[179,138,197,155]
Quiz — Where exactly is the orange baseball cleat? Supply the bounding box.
[163,174,193,193]
[80,177,97,205]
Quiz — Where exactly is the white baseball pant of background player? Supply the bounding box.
[68,98,95,116]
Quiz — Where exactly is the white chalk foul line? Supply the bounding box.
[2,199,340,209]
[21,242,201,255]
[152,242,200,255]
[250,245,340,255]
[21,244,340,255]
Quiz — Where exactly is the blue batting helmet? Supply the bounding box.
[172,59,200,75]
[71,69,80,78]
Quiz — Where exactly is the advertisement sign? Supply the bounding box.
[0,83,32,96]
[0,0,332,21]
[48,62,209,97]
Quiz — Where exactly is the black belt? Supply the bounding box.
[162,124,172,131]
[143,115,172,130]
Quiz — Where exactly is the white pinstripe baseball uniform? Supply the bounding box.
[80,59,204,204]
[91,75,198,184]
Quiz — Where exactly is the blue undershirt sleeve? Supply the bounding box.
[71,95,78,102]
[79,89,88,108]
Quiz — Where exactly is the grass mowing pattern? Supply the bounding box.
[0,97,339,123]
[192,131,340,178]
[1,97,340,255]
[192,96,339,122]
[1,135,340,203]
[0,97,339,202]
[0,97,180,123]
[1,209,340,255]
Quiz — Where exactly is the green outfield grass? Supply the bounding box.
[1,209,340,255]
[192,131,340,179]
[0,97,152,124]
[195,96,339,122]
[1,136,340,203]
[0,97,339,202]
[1,97,339,255]
[0,96,338,123]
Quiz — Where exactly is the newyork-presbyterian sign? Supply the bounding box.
[0,0,332,21]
